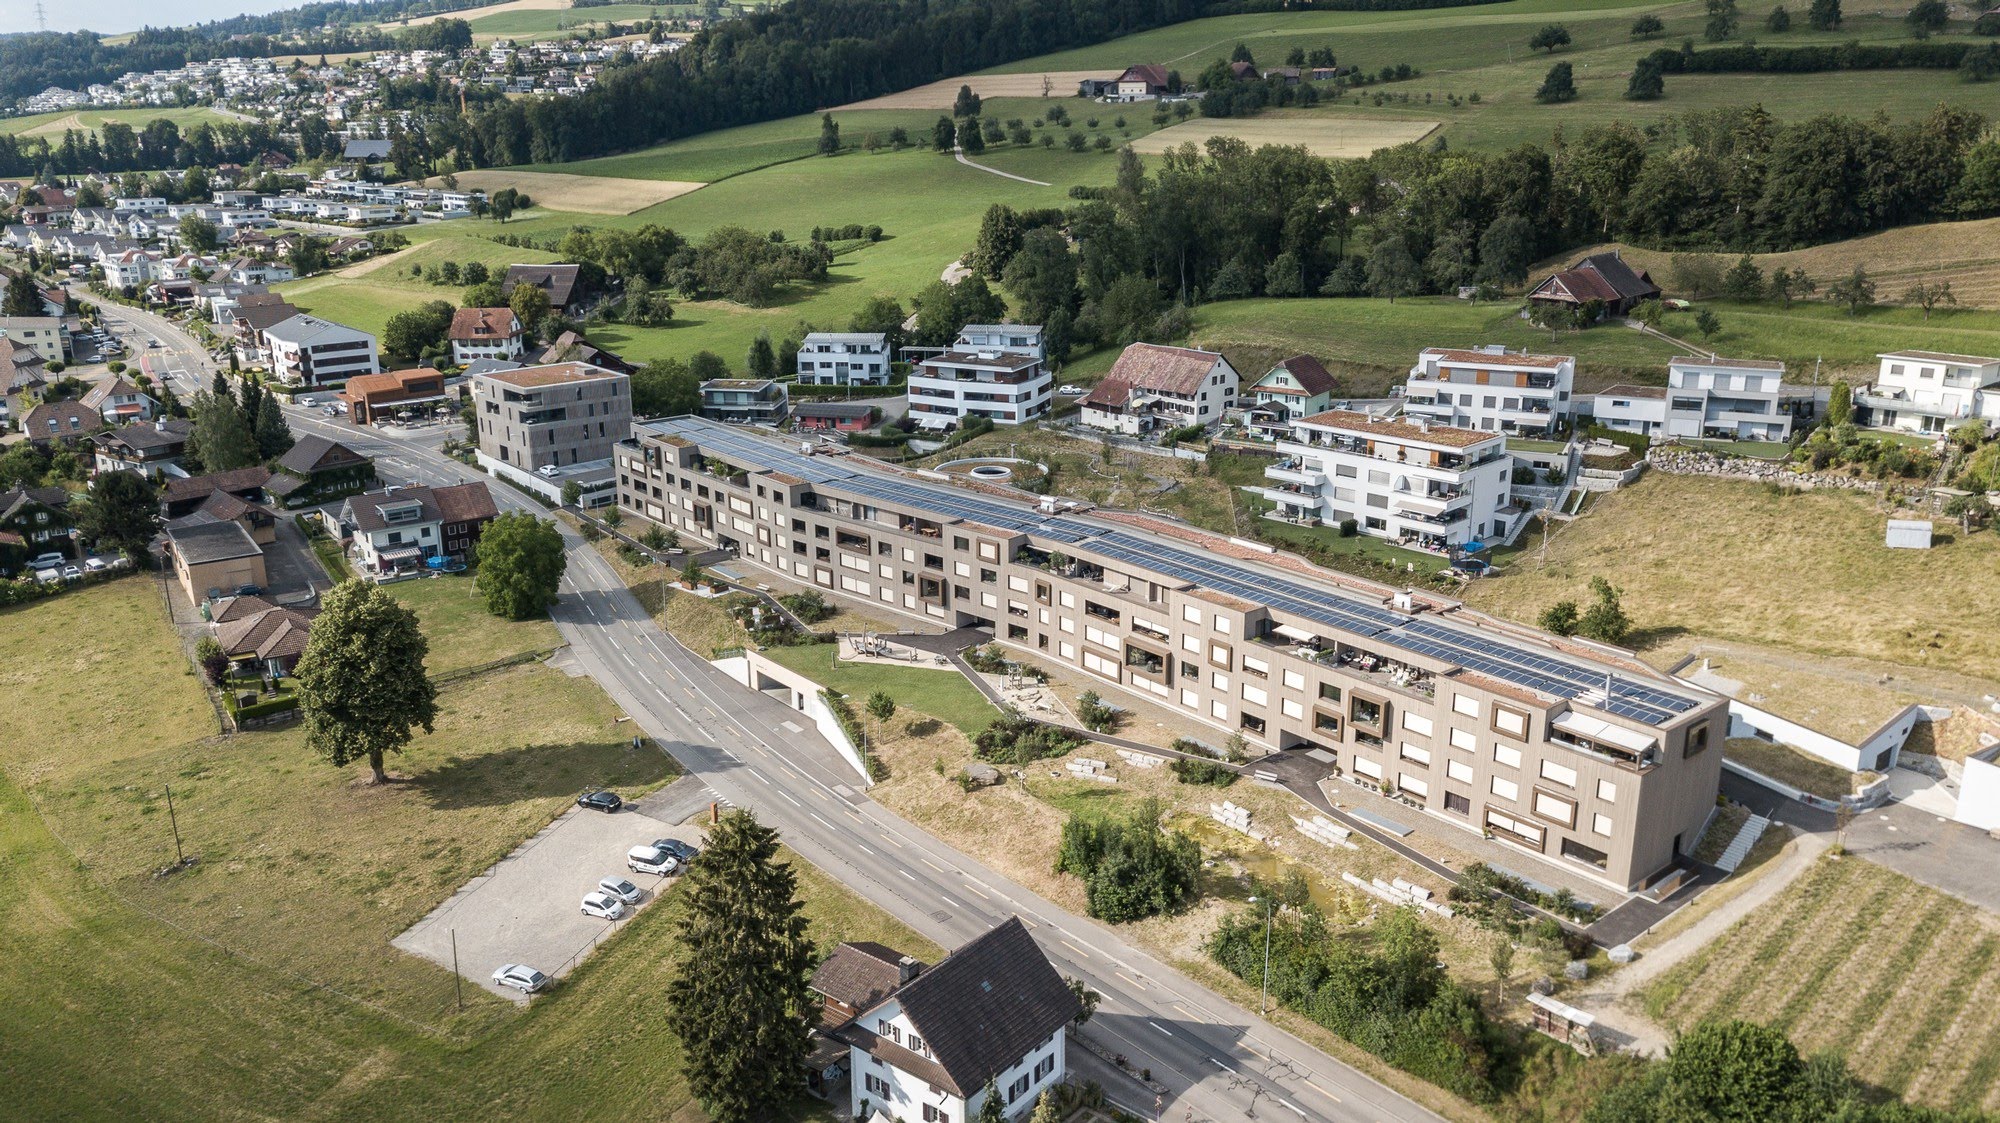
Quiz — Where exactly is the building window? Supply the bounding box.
[1592,812,1614,837]
[1539,760,1577,788]
[1596,779,1617,804]
[864,1074,890,1097]
[1446,759,1474,783]
[1399,773,1429,798]
[1444,791,1471,816]
[1490,775,1519,801]
[1491,704,1529,739]
[923,1106,951,1123]
[1452,694,1480,718]
[1485,808,1545,849]
[1685,723,1710,757]
[1493,744,1522,769]
[1561,837,1608,870]
[1533,789,1577,828]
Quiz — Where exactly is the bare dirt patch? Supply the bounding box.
[835,70,1118,111]
[429,170,704,215]
[1130,114,1439,159]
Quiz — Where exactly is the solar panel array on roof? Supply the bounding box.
[649,419,1701,725]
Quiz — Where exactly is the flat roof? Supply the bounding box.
[476,361,621,388]
[1596,384,1668,400]
[641,418,1707,727]
[1293,409,1498,449]
[1670,355,1784,371]
[1421,348,1571,370]
[1878,350,2000,366]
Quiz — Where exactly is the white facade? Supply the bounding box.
[1402,346,1575,437]
[797,332,890,385]
[850,995,1065,1123]
[1264,410,1514,549]
[263,314,381,386]
[1078,343,1239,436]
[1858,350,2000,435]
[1593,357,1797,441]
[908,324,1051,428]
[100,249,159,289]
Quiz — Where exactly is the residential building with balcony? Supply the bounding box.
[908,324,1051,429]
[699,378,790,425]
[1263,410,1514,551]
[262,313,380,387]
[1591,357,1813,441]
[1243,353,1336,439]
[472,360,631,505]
[615,417,1725,894]
[1401,346,1575,437]
[1078,343,1238,436]
[797,332,891,386]
[1855,350,2000,435]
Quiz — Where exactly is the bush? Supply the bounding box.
[1056,799,1200,922]
[974,712,1083,764]
[1074,690,1119,732]
[779,589,834,623]
[1170,757,1237,786]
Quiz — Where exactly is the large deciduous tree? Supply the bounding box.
[474,511,567,620]
[295,580,438,784]
[665,810,816,1123]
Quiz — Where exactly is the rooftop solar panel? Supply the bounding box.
[650,418,1701,725]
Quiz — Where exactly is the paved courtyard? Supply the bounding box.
[393,804,705,1001]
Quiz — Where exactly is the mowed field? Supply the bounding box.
[1465,473,2000,683]
[429,169,705,215]
[0,576,938,1120]
[836,70,1118,111]
[1131,113,1437,159]
[0,106,236,139]
[278,232,566,337]
[1645,856,2000,1114]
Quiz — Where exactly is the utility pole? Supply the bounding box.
[1251,894,1274,1014]
[163,783,186,865]
[33,0,47,30]
[451,929,463,1011]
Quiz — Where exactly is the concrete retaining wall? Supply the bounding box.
[710,652,872,785]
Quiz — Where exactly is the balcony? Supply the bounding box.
[1391,485,1468,516]
[1264,459,1326,487]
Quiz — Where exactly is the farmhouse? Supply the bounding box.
[501,263,583,312]
[448,307,525,366]
[1078,343,1238,435]
[1402,346,1576,437]
[1113,64,1170,101]
[1526,251,1660,318]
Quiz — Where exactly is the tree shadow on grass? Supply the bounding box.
[1626,623,1690,653]
[412,738,677,810]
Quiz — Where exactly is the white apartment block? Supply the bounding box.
[1857,350,2000,435]
[1264,410,1515,550]
[908,324,1050,428]
[1402,346,1576,437]
[796,332,891,386]
[100,249,160,290]
[1593,357,1801,441]
[1078,343,1239,435]
[262,313,380,387]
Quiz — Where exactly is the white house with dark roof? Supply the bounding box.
[827,917,1078,1123]
[1856,350,2000,435]
[1078,342,1238,435]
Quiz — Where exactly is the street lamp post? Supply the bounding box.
[1250,894,1274,1015]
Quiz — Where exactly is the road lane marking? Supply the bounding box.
[940,895,960,908]
[1116,971,1146,991]
[810,812,835,829]
[879,834,902,848]
[1060,939,1090,960]
[1301,1077,1339,1104]
[856,843,874,856]
[1206,1057,1237,1073]
[962,882,989,900]
[899,869,917,882]
[1148,1021,1174,1037]
[748,769,770,785]
[920,857,949,874]
[778,790,802,807]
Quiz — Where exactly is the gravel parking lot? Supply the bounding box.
[393,804,705,1001]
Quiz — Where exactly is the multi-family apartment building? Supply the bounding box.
[262,313,380,387]
[908,324,1051,428]
[1402,346,1575,437]
[1855,350,2000,435]
[1592,356,1815,442]
[699,378,790,425]
[471,360,632,479]
[796,332,891,386]
[1079,343,1239,436]
[616,417,1725,893]
[1262,410,1515,550]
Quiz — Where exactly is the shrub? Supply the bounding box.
[1056,799,1200,922]
[779,589,834,623]
[974,712,1083,764]
[1074,690,1119,732]
[1170,757,1237,786]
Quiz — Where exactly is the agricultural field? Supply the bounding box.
[434,168,705,215]
[0,106,237,139]
[1465,472,2000,684]
[836,70,1120,111]
[1130,111,1438,159]
[1645,855,2000,1114]
[0,574,933,1121]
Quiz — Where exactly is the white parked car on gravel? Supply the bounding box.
[598,876,643,905]
[626,845,680,877]
[580,890,627,921]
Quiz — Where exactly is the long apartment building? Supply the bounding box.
[1593,356,1811,442]
[617,417,1724,893]
[262,313,380,387]
[908,324,1051,428]
[1401,346,1575,437]
[1263,410,1515,550]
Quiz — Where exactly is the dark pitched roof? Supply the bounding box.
[535,329,633,373]
[22,398,102,436]
[449,306,521,340]
[277,433,369,476]
[166,518,261,564]
[163,466,270,505]
[96,417,191,453]
[1119,63,1169,88]
[812,942,921,1013]
[215,602,315,662]
[1533,251,1659,305]
[845,917,1080,1096]
[343,486,441,532]
[1,485,72,519]
[501,263,581,308]
[1267,354,1336,396]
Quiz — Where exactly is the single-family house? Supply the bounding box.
[1855,350,2000,436]
[1591,356,1810,441]
[1526,251,1659,319]
[81,375,158,423]
[536,329,637,374]
[92,417,192,476]
[209,595,316,677]
[828,917,1078,1123]
[1078,343,1238,435]
[337,481,497,573]
[1,337,49,422]
[448,307,525,366]
[1243,353,1337,438]
[165,518,266,603]
[21,398,102,442]
[0,485,77,570]
[699,378,790,425]
[501,263,583,313]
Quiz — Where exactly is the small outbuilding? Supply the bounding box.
[1885,518,1934,550]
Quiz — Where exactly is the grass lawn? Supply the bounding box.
[761,642,1000,737]
[1644,855,2000,1114]
[1665,640,1930,744]
[276,234,565,339]
[1649,300,2000,380]
[0,557,940,1121]
[1681,438,1793,460]
[0,106,235,138]
[1726,738,1870,800]
[384,574,563,675]
[1459,472,2000,683]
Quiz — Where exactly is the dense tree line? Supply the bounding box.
[1646,36,1999,75]
[0,116,296,178]
[457,0,1214,166]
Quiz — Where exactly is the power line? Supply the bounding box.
[33,0,48,30]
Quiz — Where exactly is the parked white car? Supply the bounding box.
[491,964,549,993]
[580,890,627,920]
[598,876,643,905]
[626,845,680,877]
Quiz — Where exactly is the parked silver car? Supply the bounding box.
[491,964,550,993]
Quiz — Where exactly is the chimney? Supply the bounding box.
[897,955,922,984]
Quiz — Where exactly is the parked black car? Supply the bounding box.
[576,789,623,813]
[652,838,699,863]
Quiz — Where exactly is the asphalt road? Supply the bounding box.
[89,292,1446,1123]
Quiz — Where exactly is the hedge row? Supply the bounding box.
[1648,39,1988,75]
[1209,0,1502,12]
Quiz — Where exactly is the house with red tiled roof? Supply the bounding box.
[1078,342,1238,436]
[449,307,524,366]
[1114,64,1170,101]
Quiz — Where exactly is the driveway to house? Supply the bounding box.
[393,806,703,1002]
